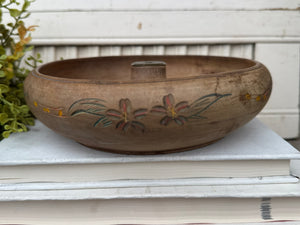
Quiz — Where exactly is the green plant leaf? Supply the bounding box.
[0,54,6,60]
[2,131,12,138]
[0,84,9,94]
[23,117,35,126]
[22,0,31,11]
[18,104,29,113]
[17,122,27,131]
[9,9,21,17]
[7,22,14,28]
[4,124,11,130]
[0,0,39,141]
[0,70,5,77]
[0,46,5,55]
[24,45,34,51]
[0,113,8,124]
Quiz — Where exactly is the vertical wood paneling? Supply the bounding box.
[165,45,187,55]
[187,45,209,55]
[208,45,231,56]
[121,46,144,56]
[32,44,255,65]
[77,46,99,58]
[33,46,55,63]
[55,46,77,60]
[230,44,253,59]
[33,44,254,64]
[99,46,122,56]
[143,46,165,55]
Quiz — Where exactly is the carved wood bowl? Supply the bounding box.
[24,56,272,154]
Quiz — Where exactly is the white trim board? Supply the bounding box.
[28,0,300,12]
[30,37,300,45]
[4,11,298,44]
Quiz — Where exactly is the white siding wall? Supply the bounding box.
[18,0,300,138]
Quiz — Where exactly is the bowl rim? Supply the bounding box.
[32,55,263,85]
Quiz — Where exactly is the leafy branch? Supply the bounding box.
[0,0,41,139]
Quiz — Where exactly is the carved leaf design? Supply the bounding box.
[160,116,172,126]
[134,109,148,120]
[151,106,167,115]
[163,94,175,108]
[174,116,188,126]
[68,98,106,112]
[119,98,131,113]
[71,109,104,117]
[106,109,122,120]
[116,120,126,130]
[175,101,189,113]
[189,93,231,119]
[123,122,131,131]
[131,121,145,132]
[93,116,112,127]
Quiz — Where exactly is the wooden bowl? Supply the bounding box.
[24,56,272,154]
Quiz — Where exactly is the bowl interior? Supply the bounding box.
[38,55,256,82]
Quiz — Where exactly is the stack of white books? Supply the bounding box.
[0,119,299,224]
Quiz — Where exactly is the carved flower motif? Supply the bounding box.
[106,98,147,132]
[151,94,189,126]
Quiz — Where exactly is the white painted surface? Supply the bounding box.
[29,0,300,11]
[291,160,300,177]
[256,44,300,138]
[23,11,300,43]
[256,44,300,111]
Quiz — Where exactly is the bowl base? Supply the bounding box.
[79,138,223,155]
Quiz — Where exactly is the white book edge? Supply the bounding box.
[1,181,300,201]
[0,159,292,183]
[0,197,300,224]
[0,176,298,191]
[291,159,300,177]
